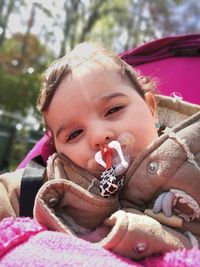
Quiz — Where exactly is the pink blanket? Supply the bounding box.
[0,217,199,266]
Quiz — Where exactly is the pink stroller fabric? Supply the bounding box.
[120,33,200,105]
[18,33,200,167]
[18,134,54,168]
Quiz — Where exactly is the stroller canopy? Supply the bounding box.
[120,34,200,105]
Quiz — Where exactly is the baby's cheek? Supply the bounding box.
[68,151,89,170]
[87,158,100,172]
[54,141,64,154]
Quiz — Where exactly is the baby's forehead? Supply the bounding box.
[45,49,125,87]
[77,59,120,71]
[71,55,121,72]
[62,62,126,88]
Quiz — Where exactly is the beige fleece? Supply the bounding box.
[0,168,23,220]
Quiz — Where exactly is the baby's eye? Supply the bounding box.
[105,105,124,117]
[67,129,83,142]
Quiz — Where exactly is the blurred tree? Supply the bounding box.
[0,0,26,48]
[0,0,54,116]
[110,0,199,50]
[0,33,52,73]
[0,70,40,114]
[0,33,53,114]
[88,0,188,51]
[20,1,52,63]
[0,0,15,48]
[52,0,199,54]
[58,0,129,56]
[1,0,200,55]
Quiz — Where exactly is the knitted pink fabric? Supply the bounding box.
[0,217,45,258]
[143,249,200,267]
[0,217,136,267]
[0,217,200,267]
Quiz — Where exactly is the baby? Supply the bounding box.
[38,42,158,196]
[1,42,200,260]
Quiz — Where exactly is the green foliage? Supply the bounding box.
[82,0,130,49]
[0,69,41,114]
[0,33,53,72]
[0,32,54,115]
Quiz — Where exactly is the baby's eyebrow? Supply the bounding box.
[100,92,127,101]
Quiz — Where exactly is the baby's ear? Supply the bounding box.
[145,92,158,121]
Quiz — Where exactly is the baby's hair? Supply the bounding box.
[37,42,156,113]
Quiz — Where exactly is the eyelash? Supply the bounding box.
[67,129,83,142]
[105,105,124,117]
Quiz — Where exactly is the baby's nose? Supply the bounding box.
[95,136,111,149]
[91,129,115,150]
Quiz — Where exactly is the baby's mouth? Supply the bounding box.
[95,140,129,176]
[87,133,135,178]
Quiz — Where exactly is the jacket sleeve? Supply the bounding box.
[89,209,193,260]
[0,169,23,221]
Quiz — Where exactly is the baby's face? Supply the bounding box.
[45,65,158,178]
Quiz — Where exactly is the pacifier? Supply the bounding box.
[95,140,129,197]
